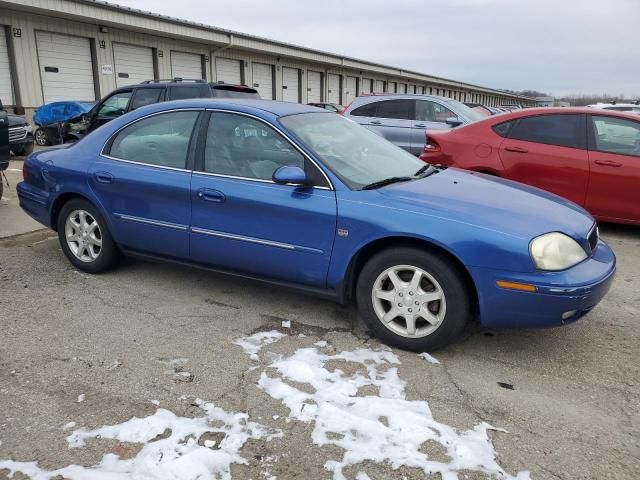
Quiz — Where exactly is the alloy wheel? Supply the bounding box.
[371,265,446,338]
[65,210,102,262]
[35,128,48,146]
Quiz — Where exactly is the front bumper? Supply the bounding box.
[469,240,616,328]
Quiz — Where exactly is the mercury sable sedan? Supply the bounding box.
[17,99,616,351]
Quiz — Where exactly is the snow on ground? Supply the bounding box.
[418,352,441,364]
[0,399,281,480]
[252,343,529,480]
[232,330,286,361]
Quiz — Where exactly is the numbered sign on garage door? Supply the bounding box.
[113,43,154,87]
[215,57,241,84]
[307,71,322,103]
[327,74,341,104]
[344,76,358,105]
[282,67,300,103]
[36,31,95,103]
[374,80,385,93]
[172,51,204,80]
[361,78,373,95]
[252,63,274,99]
[0,27,14,105]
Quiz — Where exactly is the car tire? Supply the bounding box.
[356,247,470,352]
[57,198,119,273]
[34,128,50,146]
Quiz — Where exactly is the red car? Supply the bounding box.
[420,107,640,225]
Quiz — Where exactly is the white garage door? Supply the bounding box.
[172,51,204,80]
[361,78,372,95]
[113,43,154,88]
[282,67,300,103]
[327,74,341,104]
[307,70,322,103]
[398,83,407,94]
[252,63,273,99]
[344,76,358,105]
[215,57,241,84]
[374,80,385,93]
[36,31,95,103]
[388,82,397,93]
[0,27,13,105]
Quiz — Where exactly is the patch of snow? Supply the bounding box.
[257,346,530,480]
[76,394,85,403]
[281,320,291,328]
[314,340,328,347]
[109,359,123,370]
[204,439,216,448]
[0,399,281,480]
[233,331,286,361]
[150,400,160,407]
[61,422,76,431]
[418,352,441,364]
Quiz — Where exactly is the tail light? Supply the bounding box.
[423,137,442,154]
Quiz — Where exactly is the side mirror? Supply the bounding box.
[445,117,463,127]
[272,165,309,186]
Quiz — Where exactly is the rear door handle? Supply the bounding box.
[414,124,427,128]
[197,188,226,203]
[504,146,528,153]
[94,172,114,184]
[594,159,622,167]
[370,120,382,125]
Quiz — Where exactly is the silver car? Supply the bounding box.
[342,94,485,155]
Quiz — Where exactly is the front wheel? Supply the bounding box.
[57,198,120,273]
[356,247,471,352]
[34,128,50,146]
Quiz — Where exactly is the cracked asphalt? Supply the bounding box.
[0,161,639,479]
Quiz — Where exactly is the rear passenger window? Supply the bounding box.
[508,114,583,148]
[130,88,163,110]
[168,86,204,100]
[108,111,199,168]
[374,100,414,120]
[350,103,378,117]
[492,120,514,138]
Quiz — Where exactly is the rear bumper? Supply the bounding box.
[17,181,51,227]
[469,240,616,328]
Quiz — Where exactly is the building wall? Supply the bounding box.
[0,1,536,119]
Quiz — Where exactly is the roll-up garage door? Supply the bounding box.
[0,27,14,105]
[307,70,322,103]
[252,63,273,99]
[282,67,300,103]
[172,51,204,80]
[36,31,95,103]
[113,43,154,87]
[327,74,341,104]
[398,83,407,94]
[361,78,372,95]
[344,76,357,105]
[215,57,241,84]
[374,80,385,93]
[388,82,397,93]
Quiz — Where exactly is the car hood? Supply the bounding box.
[7,113,28,127]
[376,168,594,241]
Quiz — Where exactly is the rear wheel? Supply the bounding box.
[34,128,50,146]
[356,247,471,352]
[57,198,119,273]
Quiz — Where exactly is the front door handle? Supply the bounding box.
[504,146,528,153]
[370,120,382,125]
[197,188,226,203]
[414,124,427,128]
[94,172,114,184]
[594,159,622,167]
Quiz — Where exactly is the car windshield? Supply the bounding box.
[443,98,485,122]
[280,112,427,189]
[79,102,95,111]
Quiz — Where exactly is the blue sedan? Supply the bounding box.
[17,99,616,351]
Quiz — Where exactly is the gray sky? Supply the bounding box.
[115,0,639,98]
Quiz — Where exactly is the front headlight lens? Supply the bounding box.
[530,232,587,271]
[24,124,33,133]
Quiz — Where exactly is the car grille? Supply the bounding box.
[9,125,27,142]
[588,225,599,251]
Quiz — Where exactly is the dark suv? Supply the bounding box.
[48,79,260,143]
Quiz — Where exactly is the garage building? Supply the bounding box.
[0,0,535,118]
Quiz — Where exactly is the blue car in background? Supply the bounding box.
[33,100,94,146]
[17,99,616,351]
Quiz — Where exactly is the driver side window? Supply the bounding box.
[97,91,133,118]
[416,100,457,123]
[108,111,199,168]
[204,112,306,181]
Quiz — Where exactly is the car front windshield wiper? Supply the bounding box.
[414,164,437,177]
[361,176,414,190]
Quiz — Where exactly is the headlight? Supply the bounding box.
[24,124,33,133]
[529,232,587,271]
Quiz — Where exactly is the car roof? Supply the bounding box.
[488,106,640,121]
